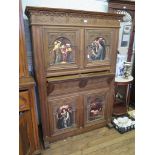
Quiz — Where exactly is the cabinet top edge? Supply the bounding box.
[19,76,35,88]
[25,6,123,20]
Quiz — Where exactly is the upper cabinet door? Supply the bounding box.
[43,27,81,76]
[84,28,115,71]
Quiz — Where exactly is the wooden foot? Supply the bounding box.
[43,141,50,149]
[107,122,114,129]
[33,150,42,155]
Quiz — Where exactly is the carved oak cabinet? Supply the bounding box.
[25,7,122,146]
[19,1,41,154]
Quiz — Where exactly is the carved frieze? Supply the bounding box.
[79,78,88,88]
[26,7,122,27]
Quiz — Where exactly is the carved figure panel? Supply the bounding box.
[84,89,108,125]
[87,37,106,61]
[87,95,105,121]
[50,37,74,64]
[55,104,74,130]
[49,96,79,134]
[43,28,80,71]
[85,29,113,66]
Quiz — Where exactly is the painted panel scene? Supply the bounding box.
[56,104,74,129]
[87,37,106,61]
[49,37,75,64]
[87,96,104,121]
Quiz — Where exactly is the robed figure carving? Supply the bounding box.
[88,37,106,61]
[49,37,73,64]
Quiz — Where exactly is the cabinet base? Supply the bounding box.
[43,141,50,149]
[44,121,108,143]
[106,122,114,129]
[33,150,42,155]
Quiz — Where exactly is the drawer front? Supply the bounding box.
[47,75,113,97]
[19,91,30,112]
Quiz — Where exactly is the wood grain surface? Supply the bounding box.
[42,127,135,155]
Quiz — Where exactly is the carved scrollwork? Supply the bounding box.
[79,78,88,88]
[47,83,55,95]
[26,7,123,26]
[107,77,114,85]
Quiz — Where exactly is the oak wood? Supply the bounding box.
[25,6,123,27]
[19,0,29,78]
[19,91,30,112]
[19,76,35,88]
[26,7,122,144]
[31,25,50,142]
[19,110,35,155]
[19,0,41,154]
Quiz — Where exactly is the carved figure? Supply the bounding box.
[89,100,103,120]
[51,40,62,64]
[50,37,74,64]
[56,105,72,129]
[88,37,106,61]
[66,43,72,62]
[60,44,68,63]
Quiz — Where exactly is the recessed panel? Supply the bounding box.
[48,95,80,135]
[87,37,107,62]
[43,27,80,75]
[56,104,74,130]
[49,37,75,65]
[84,89,109,126]
[85,28,114,69]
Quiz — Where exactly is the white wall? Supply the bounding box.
[22,0,108,18]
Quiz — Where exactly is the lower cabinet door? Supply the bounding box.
[47,77,112,142]
[48,94,81,137]
[83,88,109,127]
[19,111,35,155]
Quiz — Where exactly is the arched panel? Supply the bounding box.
[87,37,107,61]
[49,37,75,65]
[84,28,115,70]
[43,27,80,76]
